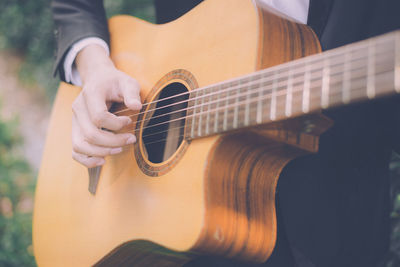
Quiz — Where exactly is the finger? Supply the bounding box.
[72,114,115,157]
[119,77,142,110]
[83,89,131,130]
[72,151,105,168]
[73,137,123,157]
[73,106,136,147]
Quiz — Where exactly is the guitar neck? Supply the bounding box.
[186,30,400,139]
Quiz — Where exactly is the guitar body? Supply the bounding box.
[33,0,322,266]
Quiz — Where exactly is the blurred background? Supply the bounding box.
[0,0,400,266]
[0,1,154,266]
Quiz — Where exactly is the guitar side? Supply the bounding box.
[33,0,322,266]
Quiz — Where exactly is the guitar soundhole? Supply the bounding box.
[142,82,189,163]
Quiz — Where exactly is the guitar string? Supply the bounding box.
[113,34,395,116]
[128,62,394,138]
[139,72,394,141]
[126,57,393,135]
[128,53,375,122]
[121,44,394,131]
[113,35,400,147]
[115,42,391,119]
[130,67,395,142]
[112,35,395,116]
[133,74,395,148]
[127,50,392,129]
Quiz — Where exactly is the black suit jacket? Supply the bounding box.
[52,0,400,78]
[51,0,400,266]
[52,0,109,81]
[51,0,203,80]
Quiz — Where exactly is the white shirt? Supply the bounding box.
[64,0,310,86]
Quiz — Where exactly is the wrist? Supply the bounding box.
[76,44,115,84]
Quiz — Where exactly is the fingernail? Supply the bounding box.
[125,117,132,124]
[96,159,106,166]
[128,99,142,110]
[110,147,123,155]
[126,135,136,144]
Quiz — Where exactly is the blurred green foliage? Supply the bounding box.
[0,0,154,100]
[104,0,155,19]
[1,1,400,266]
[0,108,36,267]
[0,0,57,99]
[0,1,154,266]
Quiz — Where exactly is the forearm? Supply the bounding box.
[71,43,141,168]
[76,44,114,84]
[51,0,109,80]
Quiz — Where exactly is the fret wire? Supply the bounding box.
[217,85,223,133]
[233,80,240,129]
[256,75,263,124]
[197,88,205,137]
[218,69,392,134]
[223,84,229,131]
[244,82,251,126]
[302,60,311,113]
[139,70,394,141]
[242,79,248,126]
[342,46,352,103]
[142,69,396,142]
[143,53,393,136]
[213,85,220,133]
[290,32,396,74]
[190,90,199,138]
[270,70,278,120]
[142,64,394,136]
[244,77,253,126]
[367,39,376,99]
[238,79,246,128]
[285,67,294,117]
[206,86,213,134]
[114,33,396,118]
[205,86,211,135]
[230,83,236,131]
[128,36,397,134]
[135,39,389,127]
[200,88,206,135]
[139,55,394,134]
[395,32,400,92]
[122,35,399,141]
[240,77,249,127]
[307,64,324,112]
[229,81,237,130]
[321,56,331,108]
[210,86,216,134]
[200,91,208,133]
[175,41,392,125]
[184,90,194,138]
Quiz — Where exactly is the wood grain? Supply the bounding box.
[192,132,307,262]
[33,0,325,266]
[190,4,322,263]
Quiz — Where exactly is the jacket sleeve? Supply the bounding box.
[51,0,109,81]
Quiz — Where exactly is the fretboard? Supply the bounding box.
[185,30,400,139]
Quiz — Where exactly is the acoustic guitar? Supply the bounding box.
[33,0,400,266]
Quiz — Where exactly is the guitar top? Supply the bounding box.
[33,0,400,266]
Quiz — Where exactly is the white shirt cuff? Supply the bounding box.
[261,0,309,24]
[63,37,110,87]
[63,1,308,86]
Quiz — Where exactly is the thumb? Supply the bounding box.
[120,77,142,110]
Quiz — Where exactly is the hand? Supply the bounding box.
[71,44,142,168]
